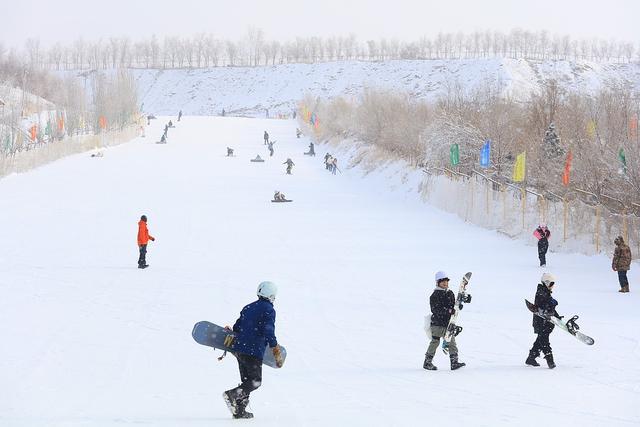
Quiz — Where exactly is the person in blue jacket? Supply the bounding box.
[223,281,283,419]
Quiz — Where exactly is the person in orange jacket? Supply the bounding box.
[137,215,155,269]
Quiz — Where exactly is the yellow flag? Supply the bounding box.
[513,152,526,182]
[586,120,596,138]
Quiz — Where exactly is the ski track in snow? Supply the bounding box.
[0,116,638,426]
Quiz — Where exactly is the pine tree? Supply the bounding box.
[543,122,563,158]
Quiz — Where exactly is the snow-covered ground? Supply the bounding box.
[129,59,640,116]
[0,116,638,426]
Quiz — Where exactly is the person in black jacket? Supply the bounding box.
[423,271,470,371]
[526,273,560,369]
[534,224,551,267]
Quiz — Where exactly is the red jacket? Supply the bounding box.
[137,220,155,245]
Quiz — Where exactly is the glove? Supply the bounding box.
[449,308,456,315]
[464,294,472,304]
[224,325,232,331]
[151,237,155,241]
[272,345,284,368]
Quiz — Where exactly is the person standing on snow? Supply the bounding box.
[137,215,155,269]
[283,158,295,175]
[223,281,284,419]
[612,236,632,293]
[268,140,276,157]
[423,271,469,371]
[526,273,560,369]
[263,131,269,145]
[178,110,182,122]
[534,224,551,267]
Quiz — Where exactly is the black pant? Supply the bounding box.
[138,244,147,266]
[531,332,552,356]
[538,239,548,266]
[618,270,629,288]
[228,353,263,399]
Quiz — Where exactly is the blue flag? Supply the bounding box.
[480,139,491,168]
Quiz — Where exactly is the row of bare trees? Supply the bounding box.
[303,81,640,211]
[3,29,638,71]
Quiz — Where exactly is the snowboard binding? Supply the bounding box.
[565,315,580,334]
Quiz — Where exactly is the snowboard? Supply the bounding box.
[250,158,265,163]
[192,321,287,368]
[525,300,594,345]
[442,272,472,354]
[271,199,293,203]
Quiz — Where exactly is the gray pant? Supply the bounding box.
[426,325,458,357]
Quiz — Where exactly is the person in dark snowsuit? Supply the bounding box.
[283,158,295,175]
[534,224,551,267]
[177,110,182,122]
[268,141,275,157]
[612,235,632,293]
[304,142,315,156]
[223,282,283,419]
[423,271,469,371]
[263,131,269,145]
[526,273,560,369]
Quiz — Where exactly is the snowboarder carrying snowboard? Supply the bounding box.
[137,215,155,269]
[612,235,631,293]
[423,271,469,371]
[223,281,284,419]
[526,273,560,368]
[534,224,551,267]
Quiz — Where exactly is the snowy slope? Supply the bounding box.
[130,59,640,116]
[0,117,638,426]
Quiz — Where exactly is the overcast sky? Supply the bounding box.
[2,0,639,48]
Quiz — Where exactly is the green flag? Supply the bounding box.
[450,144,459,166]
[619,148,627,174]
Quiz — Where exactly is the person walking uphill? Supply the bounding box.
[534,224,551,267]
[423,271,469,371]
[137,215,155,269]
[612,236,632,293]
[223,281,284,419]
[526,273,560,369]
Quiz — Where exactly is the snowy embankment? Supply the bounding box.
[131,59,640,117]
[0,116,638,426]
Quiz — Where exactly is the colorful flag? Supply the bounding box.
[562,151,573,186]
[450,144,459,166]
[630,114,638,139]
[513,152,526,182]
[619,148,627,174]
[29,125,37,141]
[480,139,491,168]
[99,116,107,130]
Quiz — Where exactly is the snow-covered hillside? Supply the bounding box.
[0,116,638,426]
[130,59,640,116]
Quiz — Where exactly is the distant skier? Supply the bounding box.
[222,108,226,117]
[227,147,234,157]
[177,110,182,122]
[268,141,276,157]
[137,215,155,269]
[223,281,284,419]
[612,236,631,293]
[159,134,167,144]
[283,158,295,175]
[331,157,339,175]
[296,128,302,138]
[526,273,560,369]
[304,142,315,156]
[423,271,469,371]
[324,153,332,170]
[168,120,174,128]
[263,131,269,145]
[274,191,286,201]
[534,224,551,267]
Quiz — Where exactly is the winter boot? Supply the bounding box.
[450,354,466,370]
[623,285,630,293]
[222,390,238,416]
[234,397,254,419]
[423,354,437,371]
[544,353,556,369]
[525,350,540,367]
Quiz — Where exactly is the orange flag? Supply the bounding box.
[630,114,638,139]
[99,116,107,130]
[562,151,572,186]
[29,125,37,141]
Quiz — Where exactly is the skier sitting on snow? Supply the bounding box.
[274,191,286,201]
[423,271,470,371]
[526,273,561,369]
[227,147,234,157]
[223,282,284,419]
[304,142,315,156]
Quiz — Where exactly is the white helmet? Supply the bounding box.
[435,271,449,284]
[541,272,556,287]
[257,281,277,303]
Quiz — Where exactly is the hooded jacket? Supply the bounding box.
[137,220,154,246]
[612,237,632,271]
[533,283,559,334]
[430,287,456,327]
[232,298,278,360]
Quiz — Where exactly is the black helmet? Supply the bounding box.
[141,215,147,222]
